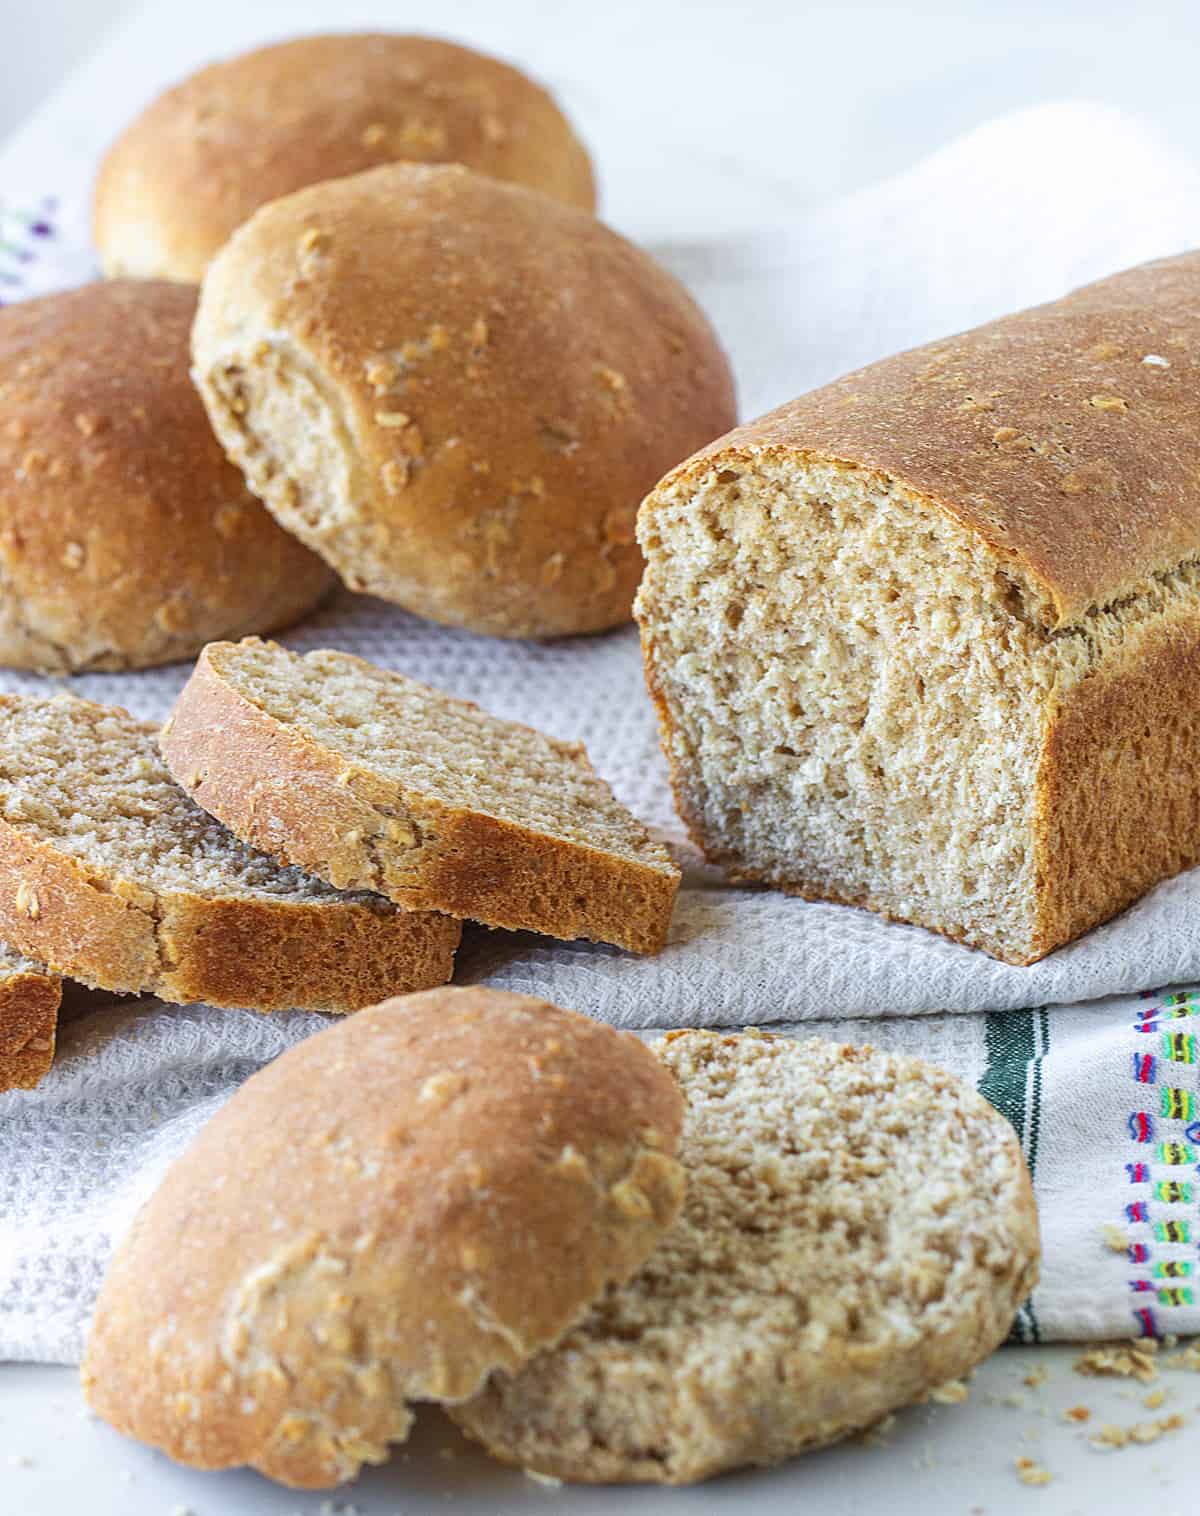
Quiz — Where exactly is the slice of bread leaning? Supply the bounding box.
[0,694,459,1011]
[0,943,60,1091]
[160,640,680,954]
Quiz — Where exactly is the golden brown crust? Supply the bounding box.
[81,988,686,1488]
[1031,600,1200,961]
[0,696,459,1010]
[161,642,679,954]
[94,33,596,284]
[191,163,736,638]
[0,957,60,1092]
[0,280,332,672]
[656,252,1200,630]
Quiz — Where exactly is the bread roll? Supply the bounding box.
[81,988,687,1488]
[454,1030,1039,1483]
[636,251,1200,964]
[0,280,332,672]
[93,34,596,284]
[191,164,736,638]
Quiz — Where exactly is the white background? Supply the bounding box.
[2,0,1200,211]
[4,1,1200,1512]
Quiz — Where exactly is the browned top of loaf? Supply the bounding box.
[667,252,1200,629]
[94,33,595,282]
[81,987,686,1488]
[192,162,736,638]
[0,280,330,669]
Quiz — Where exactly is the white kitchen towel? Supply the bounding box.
[2,4,1200,1355]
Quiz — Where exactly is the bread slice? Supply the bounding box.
[0,695,459,1011]
[452,1030,1040,1484]
[0,944,60,1091]
[160,640,680,954]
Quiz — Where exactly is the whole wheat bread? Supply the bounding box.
[453,1030,1040,1483]
[0,944,60,1091]
[0,694,459,1011]
[161,639,680,954]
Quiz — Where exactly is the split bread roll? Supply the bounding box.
[636,251,1200,964]
[0,945,60,1092]
[94,33,596,284]
[81,988,687,1489]
[0,280,332,673]
[191,163,736,638]
[161,639,680,954]
[0,694,459,1009]
[453,1030,1040,1483]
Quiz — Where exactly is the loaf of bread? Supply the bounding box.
[82,988,686,1488]
[94,34,596,284]
[161,639,680,954]
[0,945,60,1092]
[636,252,1200,964]
[191,163,736,638]
[0,280,332,673]
[0,694,459,1009]
[453,1030,1039,1483]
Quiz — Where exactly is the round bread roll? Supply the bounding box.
[93,34,596,284]
[0,280,332,672]
[191,163,737,638]
[81,988,687,1489]
[452,1030,1041,1484]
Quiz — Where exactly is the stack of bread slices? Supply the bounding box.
[0,638,681,1091]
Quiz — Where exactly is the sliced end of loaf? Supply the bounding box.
[637,453,1049,962]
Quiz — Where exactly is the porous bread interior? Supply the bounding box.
[0,696,371,904]
[217,640,674,871]
[638,455,1200,960]
[195,346,373,574]
[453,1030,1037,1482]
[0,941,46,976]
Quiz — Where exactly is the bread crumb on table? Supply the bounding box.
[929,1378,970,1404]
[1090,1413,1185,1451]
[1074,1342,1160,1383]
[1014,1456,1053,1486]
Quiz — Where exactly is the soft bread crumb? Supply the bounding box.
[451,1032,1038,1484]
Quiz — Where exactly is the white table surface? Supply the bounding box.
[4,1346,1200,1516]
[5,1,1200,1512]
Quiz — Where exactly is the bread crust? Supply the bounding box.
[191,163,736,638]
[81,988,686,1488]
[0,696,459,1010]
[1031,598,1200,959]
[0,280,332,673]
[637,252,1200,964]
[0,954,60,1092]
[650,251,1200,630]
[94,33,595,284]
[161,642,679,954]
